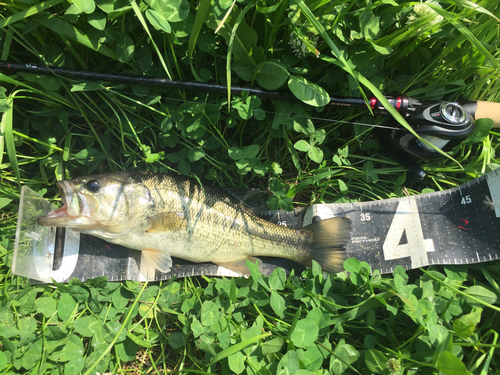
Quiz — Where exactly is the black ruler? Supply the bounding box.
[13,169,500,282]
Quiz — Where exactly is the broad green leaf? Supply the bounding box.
[269,267,286,290]
[58,293,77,320]
[228,351,246,374]
[365,349,387,373]
[146,9,171,33]
[103,320,128,343]
[261,337,284,356]
[278,350,300,375]
[87,11,106,29]
[291,318,319,348]
[308,146,323,163]
[330,343,359,374]
[188,148,206,162]
[453,311,482,338]
[228,147,243,160]
[255,61,289,90]
[127,333,153,348]
[294,140,310,152]
[34,297,57,318]
[236,159,249,169]
[116,34,134,62]
[301,344,325,372]
[69,283,90,303]
[65,358,85,375]
[116,337,138,362]
[167,332,186,349]
[200,300,221,326]
[74,316,101,337]
[36,15,116,59]
[84,342,112,374]
[112,286,132,310]
[0,351,6,371]
[270,291,286,319]
[311,129,326,145]
[74,147,105,165]
[292,116,315,135]
[73,0,95,13]
[242,145,260,159]
[178,159,191,175]
[343,258,361,273]
[434,351,469,375]
[22,337,42,370]
[288,75,329,107]
[463,285,499,307]
[146,0,189,22]
[464,118,495,145]
[253,108,266,120]
[49,334,84,361]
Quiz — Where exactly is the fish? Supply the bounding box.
[37,170,351,275]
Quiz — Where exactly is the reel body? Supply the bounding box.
[375,98,475,187]
[375,97,475,160]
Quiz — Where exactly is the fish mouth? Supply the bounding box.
[37,181,92,227]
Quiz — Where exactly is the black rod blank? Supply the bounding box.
[0,61,369,109]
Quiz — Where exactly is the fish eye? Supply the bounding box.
[86,180,100,192]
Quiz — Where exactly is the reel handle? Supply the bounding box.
[462,101,500,128]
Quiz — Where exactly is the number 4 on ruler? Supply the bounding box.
[383,197,435,268]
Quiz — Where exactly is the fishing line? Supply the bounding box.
[102,85,402,131]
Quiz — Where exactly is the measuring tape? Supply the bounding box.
[13,168,500,283]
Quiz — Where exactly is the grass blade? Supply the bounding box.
[1,91,20,186]
[224,1,256,106]
[188,0,212,80]
[0,0,66,28]
[208,332,271,366]
[430,5,500,71]
[129,0,173,80]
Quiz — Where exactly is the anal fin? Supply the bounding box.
[142,249,173,273]
[214,257,261,276]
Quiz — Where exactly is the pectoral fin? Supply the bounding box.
[146,212,186,233]
[214,257,262,276]
[142,249,173,273]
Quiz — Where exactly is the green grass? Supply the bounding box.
[1,0,500,373]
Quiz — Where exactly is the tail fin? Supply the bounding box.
[301,217,351,273]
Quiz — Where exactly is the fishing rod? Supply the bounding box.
[1,61,499,162]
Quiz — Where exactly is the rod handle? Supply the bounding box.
[463,101,500,128]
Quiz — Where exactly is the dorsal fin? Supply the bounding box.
[225,188,270,215]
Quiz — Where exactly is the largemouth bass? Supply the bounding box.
[37,171,351,274]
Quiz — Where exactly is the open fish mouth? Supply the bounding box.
[37,181,91,226]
